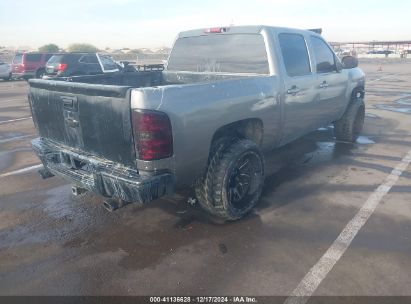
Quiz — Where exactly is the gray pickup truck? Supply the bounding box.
[29,26,365,221]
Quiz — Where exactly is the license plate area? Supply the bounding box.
[60,152,89,171]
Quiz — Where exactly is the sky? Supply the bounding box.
[0,0,410,49]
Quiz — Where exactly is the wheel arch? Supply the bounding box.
[350,86,365,102]
[210,118,264,151]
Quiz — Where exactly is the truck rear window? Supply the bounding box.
[47,55,64,64]
[167,34,269,74]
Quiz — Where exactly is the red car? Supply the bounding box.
[12,52,57,80]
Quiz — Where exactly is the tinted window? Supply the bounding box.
[79,54,99,64]
[47,55,64,64]
[167,34,269,74]
[13,54,23,64]
[310,36,336,73]
[99,55,118,71]
[45,54,54,61]
[278,33,311,77]
[25,54,42,62]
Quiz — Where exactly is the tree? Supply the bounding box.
[67,43,99,52]
[38,43,59,52]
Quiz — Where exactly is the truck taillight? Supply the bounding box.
[131,110,173,161]
[58,63,67,72]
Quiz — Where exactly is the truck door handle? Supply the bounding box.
[320,81,329,88]
[287,86,301,95]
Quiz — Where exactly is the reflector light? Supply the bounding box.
[205,27,228,33]
[131,110,173,161]
[58,63,68,72]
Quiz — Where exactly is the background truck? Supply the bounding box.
[29,26,365,221]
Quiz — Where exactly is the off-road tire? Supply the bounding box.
[36,69,45,79]
[195,138,264,221]
[334,98,365,142]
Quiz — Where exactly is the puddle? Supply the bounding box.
[374,95,411,114]
[317,125,334,131]
[356,136,375,144]
[395,96,411,105]
[365,112,380,118]
[299,135,375,165]
[0,147,33,172]
[0,134,32,144]
[299,141,342,165]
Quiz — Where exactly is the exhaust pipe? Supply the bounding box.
[102,198,130,212]
[71,186,87,196]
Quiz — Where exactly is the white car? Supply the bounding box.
[0,60,12,81]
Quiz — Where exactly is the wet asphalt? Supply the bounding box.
[0,59,410,297]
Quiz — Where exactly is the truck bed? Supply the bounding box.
[29,71,257,168]
[53,70,258,87]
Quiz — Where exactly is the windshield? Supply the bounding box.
[13,54,23,64]
[167,34,269,74]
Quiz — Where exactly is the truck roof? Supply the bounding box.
[178,25,321,38]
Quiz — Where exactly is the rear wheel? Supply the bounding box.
[36,69,45,79]
[2,73,11,81]
[195,139,264,221]
[334,98,365,143]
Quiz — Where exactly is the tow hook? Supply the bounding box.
[102,198,130,212]
[38,167,54,179]
[71,186,87,196]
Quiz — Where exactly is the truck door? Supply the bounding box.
[309,36,348,124]
[277,32,320,144]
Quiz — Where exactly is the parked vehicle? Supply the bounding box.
[29,26,365,221]
[12,52,57,79]
[44,53,119,77]
[116,61,165,73]
[0,60,11,81]
[367,49,393,55]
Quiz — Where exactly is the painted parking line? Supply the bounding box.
[0,164,42,178]
[0,98,26,103]
[0,116,32,125]
[284,148,411,304]
[0,134,34,144]
[368,74,399,83]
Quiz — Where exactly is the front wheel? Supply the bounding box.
[195,139,264,221]
[334,98,365,143]
[3,73,11,81]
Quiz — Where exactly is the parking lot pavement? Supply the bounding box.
[0,60,410,299]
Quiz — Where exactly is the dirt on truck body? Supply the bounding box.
[29,25,365,221]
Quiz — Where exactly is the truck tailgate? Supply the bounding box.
[29,79,135,167]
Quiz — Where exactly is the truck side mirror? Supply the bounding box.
[341,56,358,69]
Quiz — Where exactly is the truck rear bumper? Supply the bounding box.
[32,137,174,204]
